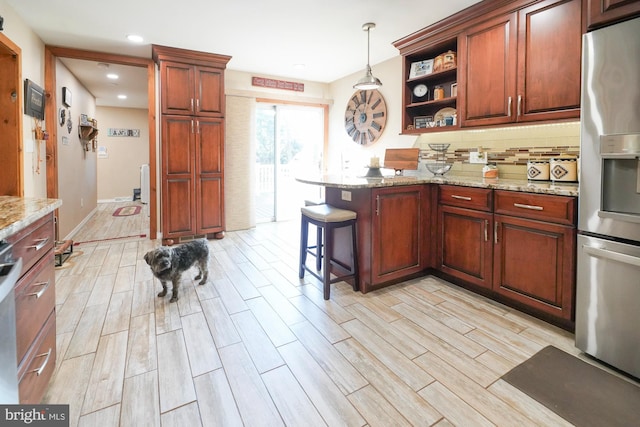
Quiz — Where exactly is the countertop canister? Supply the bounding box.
[550,157,578,182]
[527,160,550,181]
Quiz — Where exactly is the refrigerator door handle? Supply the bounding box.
[583,245,640,268]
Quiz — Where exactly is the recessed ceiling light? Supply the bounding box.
[117,94,127,99]
[293,63,306,70]
[107,73,119,80]
[97,62,110,69]
[126,34,144,43]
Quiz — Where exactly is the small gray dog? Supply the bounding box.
[144,238,209,302]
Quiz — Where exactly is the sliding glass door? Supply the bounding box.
[255,103,324,222]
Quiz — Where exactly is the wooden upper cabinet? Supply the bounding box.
[160,61,224,117]
[587,0,640,29]
[458,12,518,127]
[460,0,583,127]
[517,0,583,122]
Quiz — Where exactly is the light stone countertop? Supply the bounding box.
[0,196,63,240]
[296,170,579,197]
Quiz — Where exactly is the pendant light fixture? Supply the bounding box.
[353,22,382,90]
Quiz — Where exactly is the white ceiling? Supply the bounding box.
[7,0,480,108]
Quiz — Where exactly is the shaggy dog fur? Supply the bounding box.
[143,239,209,302]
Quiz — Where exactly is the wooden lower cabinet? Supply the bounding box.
[161,115,224,242]
[326,184,431,293]
[6,212,56,403]
[438,205,493,289]
[436,186,577,329]
[493,214,576,321]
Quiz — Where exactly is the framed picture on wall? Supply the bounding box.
[62,87,72,107]
[24,79,45,120]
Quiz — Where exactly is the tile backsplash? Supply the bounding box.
[414,121,580,179]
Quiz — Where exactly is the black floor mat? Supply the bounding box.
[502,345,640,427]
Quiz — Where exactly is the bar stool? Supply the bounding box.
[304,199,324,271]
[299,204,359,300]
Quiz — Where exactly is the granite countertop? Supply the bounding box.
[0,196,63,240]
[296,171,579,197]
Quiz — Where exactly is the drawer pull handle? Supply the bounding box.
[513,203,544,211]
[31,348,52,376]
[451,195,472,201]
[28,237,49,251]
[27,281,50,299]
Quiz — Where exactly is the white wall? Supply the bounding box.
[1,0,47,197]
[327,56,416,174]
[95,106,149,201]
[55,60,98,238]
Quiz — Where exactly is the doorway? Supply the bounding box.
[0,33,22,196]
[44,46,157,239]
[255,102,325,222]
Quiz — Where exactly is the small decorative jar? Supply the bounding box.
[550,157,578,182]
[527,160,550,181]
[483,163,499,179]
[434,86,445,100]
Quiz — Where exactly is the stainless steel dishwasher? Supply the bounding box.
[0,241,22,403]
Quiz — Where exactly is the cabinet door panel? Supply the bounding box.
[494,214,575,320]
[197,119,223,174]
[162,116,193,176]
[518,0,582,121]
[164,179,194,236]
[162,62,194,115]
[459,12,517,127]
[197,177,223,233]
[196,67,224,116]
[587,0,640,29]
[372,186,428,282]
[438,205,493,289]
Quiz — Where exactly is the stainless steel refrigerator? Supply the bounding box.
[575,16,640,379]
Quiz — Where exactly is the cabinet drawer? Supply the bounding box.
[15,253,55,365]
[7,214,54,278]
[439,185,493,211]
[18,312,56,404]
[494,190,576,225]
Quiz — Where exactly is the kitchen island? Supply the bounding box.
[0,196,61,403]
[297,172,579,330]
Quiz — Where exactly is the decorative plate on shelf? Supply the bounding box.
[434,107,456,123]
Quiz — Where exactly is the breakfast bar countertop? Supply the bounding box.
[296,171,580,197]
[0,196,62,240]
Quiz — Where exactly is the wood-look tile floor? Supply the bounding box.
[46,202,583,426]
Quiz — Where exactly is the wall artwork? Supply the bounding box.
[24,79,45,120]
[108,128,140,137]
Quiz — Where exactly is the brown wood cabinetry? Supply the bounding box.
[493,190,576,322]
[326,185,432,293]
[153,45,230,244]
[436,186,577,328]
[460,0,583,127]
[395,0,584,132]
[6,213,56,403]
[437,186,493,289]
[160,61,224,117]
[587,0,640,29]
[400,40,459,134]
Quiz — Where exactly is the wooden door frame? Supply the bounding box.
[0,33,23,196]
[44,46,157,239]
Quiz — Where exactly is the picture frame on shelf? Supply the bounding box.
[413,115,433,129]
[408,59,434,79]
[451,83,458,97]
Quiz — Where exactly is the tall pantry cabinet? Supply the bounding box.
[152,45,231,244]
